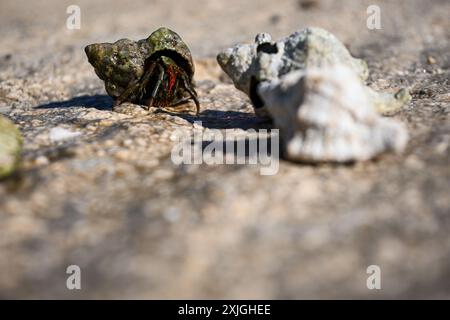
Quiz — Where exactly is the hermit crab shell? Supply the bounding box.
[85,39,148,98]
[144,27,195,78]
[85,27,195,99]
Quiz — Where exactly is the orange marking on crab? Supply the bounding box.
[166,65,177,92]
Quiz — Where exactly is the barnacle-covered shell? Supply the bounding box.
[145,27,195,78]
[0,115,22,178]
[217,27,368,98]
[258,65,409,162]
[85,39,149,98]
[85,27,195,100]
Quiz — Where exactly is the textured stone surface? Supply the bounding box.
[0,0,449,299]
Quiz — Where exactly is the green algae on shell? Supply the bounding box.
[85,27,199,113]
[145,27,195,78]
[0,115,22,179]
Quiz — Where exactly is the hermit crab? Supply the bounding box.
[85,27,200,114]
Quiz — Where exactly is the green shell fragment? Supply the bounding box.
[0,115,22,179]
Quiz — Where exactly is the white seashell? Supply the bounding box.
[217,27,368,97]
[258,65,409,162]
[217,27,410,117]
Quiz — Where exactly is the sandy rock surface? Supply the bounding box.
[0,0,449,298]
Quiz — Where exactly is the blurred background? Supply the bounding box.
[0,0,449,299]
[1,0,448,58]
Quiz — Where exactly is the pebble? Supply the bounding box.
[49,127,81,143]
[34,155,50,166]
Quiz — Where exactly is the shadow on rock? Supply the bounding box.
[36,95,113,111]
[166,109,273,130]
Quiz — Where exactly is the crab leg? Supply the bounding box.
[114,62,157,107]
[146,64,165,110]
[180,73,200,115]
